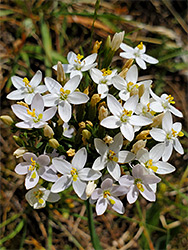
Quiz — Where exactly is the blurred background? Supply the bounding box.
[0,0,187,249]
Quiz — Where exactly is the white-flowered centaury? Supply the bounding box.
[11,93,57,129]
[7,70,47,105]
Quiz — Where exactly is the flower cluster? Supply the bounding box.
[2,32,184,214]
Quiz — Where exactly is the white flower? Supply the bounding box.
[119,164,161,204]
[136,144,175,174]
[53,52,97,79]
[149,90,183,118]
[92,133,135,180]
[91,178,127,215]
[63,122,74,138]
[51,148,101,199]
[25,185,60,209]
[7,70,47,104]
[135,91,155,119]
[101,94,153,141]
[150,111,184,161]
[11,93,57,129]
[15,152,58,189]
[113,64,152,101]
[120,42,159,70]
[43,76,89,122]
[90,68,120,98]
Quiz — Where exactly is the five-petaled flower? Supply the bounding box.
[11,93,57,129]
[7,70,47,105]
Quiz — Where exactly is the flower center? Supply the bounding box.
[28,157,40,178]
[135,178,144,192]
[145,103,156,116]
[137,42,143,50]
[145,159,158,172]
[74,54,84,70]
[71,167,78,181]
[103,190,111,198]
[101,68,112,77]
[34,190,44,204]
[108,150,118,162]
[60,87,70,100]
[166,95,175,104]
[120,109,132,122]
[23,77,33,93]
[127,81,139,92]
[27,108,43,123]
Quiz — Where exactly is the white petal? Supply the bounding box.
[135,57,146,69]
[23,152,37,162]
[109,133,123,153]
[162,142,173,161]
[79,168,101,181]
[94,138,108,156]
[44,77,61,94]
[150,102,163,112]
[120,43,134,53]
[107,94,123,117]
[72,147,87,170]
[101,116,121,129]
[155,161,175,174]
[91,188,103,200]
[15,163,28,175]
[174,138,184,154]
[98,84,109,98]
[7,90,24,100]
[40,166,58,182]
[172,122,182,132]
[111,186,128,196]
[150,129,166,142]
[162,111,172,132]
[150,143,165,162]
[30,70,42,87]
[11,104,29,120]
[35,85,47,94]
[96,197,108,215]
[119,175,134,187]
[15,121,32,129]
[119,91,130,101]
[11,76,24,89]
[58,101,71,122]
[101,178,113,190]
[25,171,39,189]
[90,68,102,84]
[141,54,159,64]
[31,93,44,114]
[72,178,86,198]
[52,158,71,175]
[43,107,57,121]
[120,123,134,141]
[68,92,89,104]
[47,192,60,202]
[92,156,106,171]
[43,94,58,107]
[169,105,183,118]
[51,176,72,193]
[112,75,126,90]
[140,184,156,201]
[84,53,97,65]
[107,161,121,181]
[67,51,77,64]
[127,185,139,204]
[130,115,152,126]
[123,95,138,112]
[64,75,81,93]
[24,93,35,105]
[111,197,125,214]
[120,52,135,59]
[126,65,138,83]
[118,151,135,163]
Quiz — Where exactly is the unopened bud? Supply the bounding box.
[83,86,89,95]
[131,140,146,154]
[86,181,97,198]
[57,117,64,126]
[119,68,128,78]
[138,84,145,98]
[91,94,101,107]
[92,40,102,54]
[103,135,114,144]
[122,59,134,70]
[151,113,164,127]
[66,148,75,157]
[57,61,66,84]
[111,31,125,51]
[82,129,91,140]
[130,88,139,97]
[13,136,24,146]
[49,138,59,149]
[86,120,93,127]
[43,124,54,138]
[0,115,13,125]
[98,106,108,121]
[13,147,28,158]
[106,35,112,49]
[79,121,86,129]
[136,130,151,140]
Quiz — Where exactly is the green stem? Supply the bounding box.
[86,200,103,250]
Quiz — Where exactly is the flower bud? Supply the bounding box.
[0,115,13,125]
[57,117,64,126]
[91,94,101,107]
[57,61,66,84]
[105,35,112,49]
[98,105,108,121]
[136,130,151,140]
[86,181,97,198]
[13,147,28,158]
[49,138,60,149]
[66,148,75,157]
[43,124,54,138]
[138,84,145,98]
[79,121,86,129]
[86,120,93,127]
[119,68,128,78]
[122,58,134,70]
[83,86,89,95]
[82,129,91,140]
[131,140,146,154]
[13,135,24,146]
[103,135,114,144]
[151,113,164,127]
[92,40,102,54]
[111,31,125,51]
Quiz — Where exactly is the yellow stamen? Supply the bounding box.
[123,109,132,117]
[17,101,29,108]
[92,41,102,53]
[103,190,111,198]
[166,95,175,104]
[34,190,43,199]
[171,128,177,137]
[108,150,118,162]
[71,167,78,181]
[72,175,78,181]
[137,183,144,192]
[29,157,36,171]
[38,198,44,204]
[145,159,158,172]
[31,171,36,179]
[178,131,184,137]
[23,77,31,87]
[27,108,36,117]
[77,54,84,60]
[102,69,112,76]
[60,88,70,96]
[109,198,115,205]
[137,42,143,50]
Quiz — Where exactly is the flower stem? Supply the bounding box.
[86,200,103,250]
